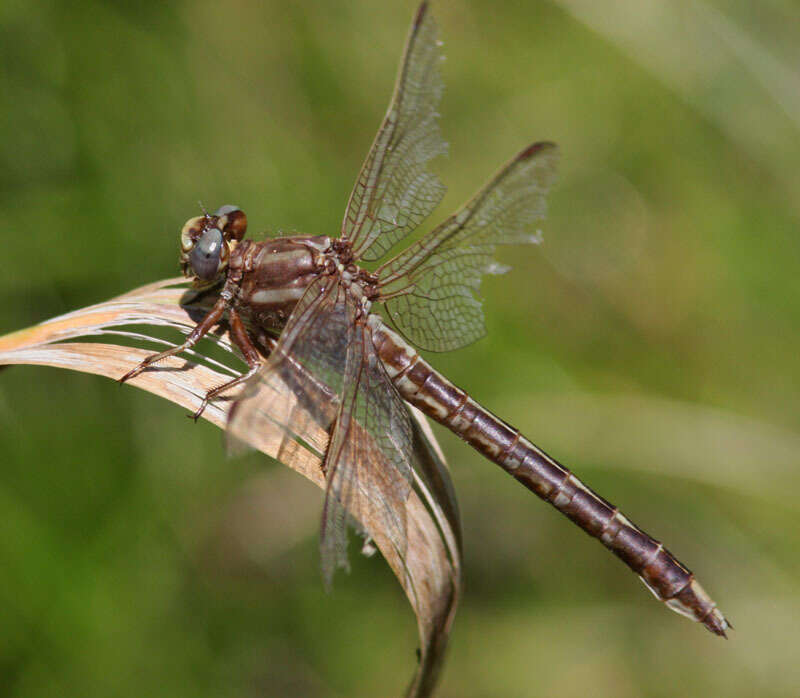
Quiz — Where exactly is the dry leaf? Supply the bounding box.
[0,278,461,697]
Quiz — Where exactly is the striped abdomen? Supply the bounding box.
[369,317,730,636]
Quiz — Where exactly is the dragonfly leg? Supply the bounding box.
[189,307,262,421]
[119,295,228,384]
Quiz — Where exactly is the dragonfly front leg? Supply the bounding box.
[189,307,262,421]
[119,295,229,384]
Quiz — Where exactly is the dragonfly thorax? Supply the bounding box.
[229,233,381,330]
[229,233,332,332]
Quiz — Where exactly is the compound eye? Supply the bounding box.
[214,204,239,217]
[190,227,224,280]
[215,205,247,241]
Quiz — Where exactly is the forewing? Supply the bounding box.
[320,307,414,586]
[341,1,447,262]
[227,279,414,586]
[378,142,559,352]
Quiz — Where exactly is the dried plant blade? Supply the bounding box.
[0,278,461,697]
[405,406,461,697]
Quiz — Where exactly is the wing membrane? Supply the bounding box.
[341,1,447,262]
[378,142,559,352]
[227,277,344,460]
[227,278,414,585]
[321,311,414,585]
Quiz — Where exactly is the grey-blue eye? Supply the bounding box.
[214,204,239,217]
[190,227,223,280]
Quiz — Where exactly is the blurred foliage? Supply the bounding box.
[2,0,799,696]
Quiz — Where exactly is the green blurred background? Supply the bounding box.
[2,0,799,696]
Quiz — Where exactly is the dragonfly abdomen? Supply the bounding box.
[370,318,729,637]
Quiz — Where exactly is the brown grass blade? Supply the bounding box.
[0,278,461,697]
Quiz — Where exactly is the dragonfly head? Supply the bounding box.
[179,205,247,287]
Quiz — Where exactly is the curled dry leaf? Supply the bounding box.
[0,278,461,697]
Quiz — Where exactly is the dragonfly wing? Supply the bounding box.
[378,142,559,352]
[227,277,346,460]
[320,309,414,586]
[227,278,414,586]
[341,1,447,262]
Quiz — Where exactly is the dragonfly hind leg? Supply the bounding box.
[189,307,263,421]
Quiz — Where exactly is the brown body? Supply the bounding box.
[121,1,728,644]
[229,236,331,332]
[125,229,728,637]
[368,316,729,636]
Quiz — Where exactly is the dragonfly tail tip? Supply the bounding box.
[702,607,732,638]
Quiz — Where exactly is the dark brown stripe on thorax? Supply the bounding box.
[231,236,329,330]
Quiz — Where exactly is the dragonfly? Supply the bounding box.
[120,1,729,637]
